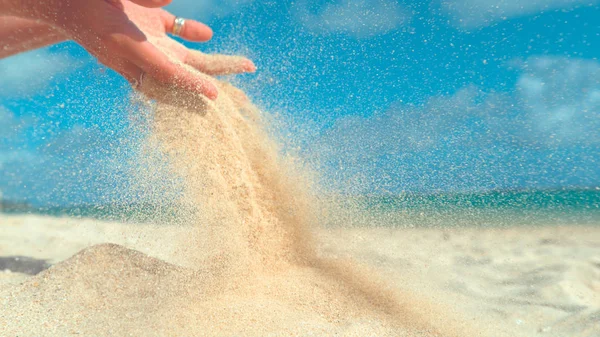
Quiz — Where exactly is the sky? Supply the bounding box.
[0,0,599,206]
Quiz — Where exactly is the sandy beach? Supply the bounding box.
[1,0,598,335]
[2,43,599,337]
[1,214,598,336]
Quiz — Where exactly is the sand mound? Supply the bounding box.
[0,244,191,336]
[1,243,476,336]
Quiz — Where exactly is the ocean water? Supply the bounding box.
[328,188,600,228]
[2,188,599,227]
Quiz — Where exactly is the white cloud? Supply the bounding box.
[0,150,39,167]
[0,106,20,138]
[306,56,600,193]
[441,0,598,29]
[43,124,103,156]
[515,56,600,145]
[0,118,183,205]
[0,123,109,204]
[0,107,39,176]
[0,106,37,147]
[309,86,515,193]
[0,48,76,97]
[165,0,254,21]
[296,0,411,38]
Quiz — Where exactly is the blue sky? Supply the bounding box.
[1,0,599,205]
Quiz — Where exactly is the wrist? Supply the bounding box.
[1,0,66,25]
[0,16,68,58]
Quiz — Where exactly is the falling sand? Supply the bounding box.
[0,63,486,336]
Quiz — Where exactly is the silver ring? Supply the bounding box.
[172,17,185,36]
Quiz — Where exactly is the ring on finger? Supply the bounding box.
[172,17,186,37]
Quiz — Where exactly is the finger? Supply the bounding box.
[92,54,144,89]
[186,50,256,76]
[221,83,250,105]
[116,60,145,89]
[109,31,218,99]
[138,43,218,99]
[129,0,172,8]
[161,11,213,42]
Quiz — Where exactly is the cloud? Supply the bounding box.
[309,87,517,193]
[441,0,598,29]
[43,125,104,157]
[0,150,38,166]
[0,117,100,201]
[0,107,41,199]
[0,106,21,139]
[307,56,600,193]
[165,0,254,21]
[0,115,184,206]
[0,48,77,98]
[296,0,411,38]
[0,123,108,205]
[0,106,36,157]
[514,56,600,145]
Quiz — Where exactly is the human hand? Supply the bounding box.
[22,0,255,100]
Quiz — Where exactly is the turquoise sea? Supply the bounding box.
[1,188,599,227]
[329,188,600,228]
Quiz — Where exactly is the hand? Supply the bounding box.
[33,0,255,99]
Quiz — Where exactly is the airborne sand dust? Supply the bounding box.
[0,62,485,336]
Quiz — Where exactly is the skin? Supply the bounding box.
[0,17,66,57]
[0,0,256,99]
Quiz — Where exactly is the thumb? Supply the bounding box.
[129,0,172,8]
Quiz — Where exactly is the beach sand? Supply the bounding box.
[1,214,598,336]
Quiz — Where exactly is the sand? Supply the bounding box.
[1,215,599,336]
[64,66,475,336]
[1,56,598,336]
[0,72,480,335]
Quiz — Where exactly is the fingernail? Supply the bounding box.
[205,84,218,100]
[243,60,256,72]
